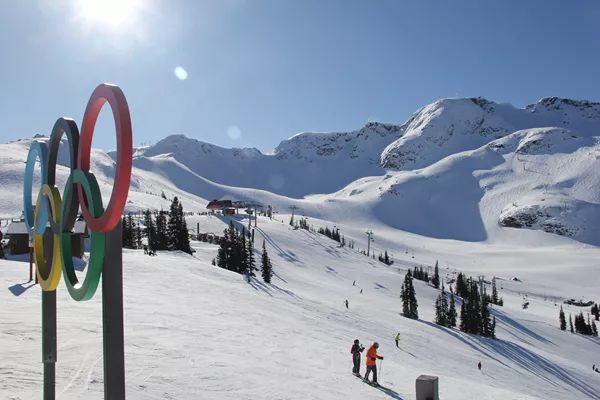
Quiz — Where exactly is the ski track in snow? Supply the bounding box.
[2,215,600,399]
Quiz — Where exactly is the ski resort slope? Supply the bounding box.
[1,214,599,400]
[0,138,207,220]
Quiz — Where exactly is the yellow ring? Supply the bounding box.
[34,184,63,291]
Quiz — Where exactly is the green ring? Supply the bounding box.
[60,169,106,301]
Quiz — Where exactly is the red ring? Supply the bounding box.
[78,83,132,233]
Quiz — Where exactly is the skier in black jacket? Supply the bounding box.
[350,339,365,376]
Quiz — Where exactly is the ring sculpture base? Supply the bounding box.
[415,374,439,400]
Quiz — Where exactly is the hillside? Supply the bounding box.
[1,214,599,399]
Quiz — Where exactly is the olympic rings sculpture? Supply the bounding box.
[23,83,132,301]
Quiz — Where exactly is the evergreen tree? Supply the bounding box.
[448,293,457,328]
[143,209,158,251]
[216,225,230,270]
[134,223,143,249]
[166,197,192,254]
[592,319,598,337]
[261,240,273,283]
[401,273,418,319]
[432,261,440,289]
[480,287,493,337]
[569,314,574,333]
[459,301,467,332]
[239,227,249,275]
[492,277,499,304]
[177,200,192,254]
[167,197,182,250]
[434,284,449,326]
[122,215,133,248]
[559,306,566,331]
[246,237,257,277]
[456,272,468,298]
[155,211,169,250]
[591,304,599,321]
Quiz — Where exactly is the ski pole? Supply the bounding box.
[379,359,383,381]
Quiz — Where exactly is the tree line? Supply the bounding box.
[215,221,273,283]
[559,305,598,336]
[122,196,192,254]
[407,266,497,337]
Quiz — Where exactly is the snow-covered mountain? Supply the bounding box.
[2,96,599,245]
[130,121,402,198]
[2,97,600,400]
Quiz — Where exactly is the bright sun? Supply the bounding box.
[76,0,144,29]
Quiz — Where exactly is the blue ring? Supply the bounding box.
[23,140,49,234]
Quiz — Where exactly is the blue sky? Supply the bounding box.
[1,0,599,152]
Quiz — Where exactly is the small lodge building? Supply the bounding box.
[4,221,29,255]
[2,219,88,258]
[206,199,263,216]
[206,199,236,215]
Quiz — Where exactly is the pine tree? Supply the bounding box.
[569,314,574,333]
[177,200,192,254]
[401,273,418,319]
[155,211,169,250]
[448,293,457,328]
[216,226,229,270]
[491,277,499,305]
[261,240,273,283]
[134,223,142,249]
[122,215,132,248]
[592,319,598,337]
[559,306,566,331]
[435,284,449,326]
[246,237,256,277]
[456,272,468,298]
[384,250,390,265]
[591,304,599,321]
[480,287,493,337]
[166,197,192,254]
[167,197,181,250]
[401,276,410,317]
[459,301,467,332]
[143,209,158,251]
[239,227,249,275]
[432,261,440,289]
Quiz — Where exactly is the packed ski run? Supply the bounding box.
[1,212,599,399]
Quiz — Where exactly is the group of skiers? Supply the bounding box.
[350,339,384,385]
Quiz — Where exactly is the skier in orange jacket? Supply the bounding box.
[363,342,384,385]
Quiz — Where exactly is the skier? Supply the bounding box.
[350,339,364,376]
[353,280,356,286]
[394,332,400,348]
[360,289,363,294]
[478,361,482,371]
[364,342,384,386]
[345,299,349,309]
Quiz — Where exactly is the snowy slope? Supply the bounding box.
[131,121,401,198]
[0,137,207,220]
[380,97,600,170]
[2,96,600,247]
[1,214,599,399]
